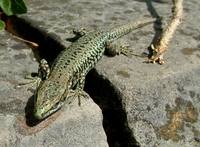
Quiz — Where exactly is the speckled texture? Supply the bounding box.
[93,0,200,146]
[0,31,107,146]
[0,0,200,146]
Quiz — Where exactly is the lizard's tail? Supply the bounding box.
[108,18,156,41]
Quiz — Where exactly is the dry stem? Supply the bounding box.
[11,34,39,48]
[149,0,183,64]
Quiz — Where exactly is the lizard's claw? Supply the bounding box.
[16,59,50,89]
[73,28,87,36]
[67,89,90,106]
[16,74,41,89]
[119,45,134,58]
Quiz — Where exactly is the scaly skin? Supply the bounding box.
[34,18,155,119]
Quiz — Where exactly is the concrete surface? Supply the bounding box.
[0,0,200,146]
[0,32,107,147]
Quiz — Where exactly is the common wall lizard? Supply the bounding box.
[33,18,155,119]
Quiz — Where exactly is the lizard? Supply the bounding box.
[33,18,155,120]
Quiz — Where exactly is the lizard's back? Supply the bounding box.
[50,31,108,81]
[34,18,155,119]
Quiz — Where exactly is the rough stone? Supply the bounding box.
[0,0,200,146]
[0,10,107,147]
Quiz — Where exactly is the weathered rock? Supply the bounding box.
[0,0,200,146]
[0,97,107,147]
[0,20,107,147]
[92,0,200,146]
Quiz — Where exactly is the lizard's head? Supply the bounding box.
[34,80,67,120]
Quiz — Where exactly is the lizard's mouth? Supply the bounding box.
[34,101,64,120]
[45,101,63,118]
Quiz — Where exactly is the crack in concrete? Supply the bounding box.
[85,69,139,147]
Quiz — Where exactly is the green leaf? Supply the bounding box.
[0,20,5,30]
[0,0,27,16]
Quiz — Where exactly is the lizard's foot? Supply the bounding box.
[105,42,133,57]
[146,44,165,65]
[16,59,50,88]
[16,74,41,89]
[73,28,87,37]
[66,28,88,42]
[67,89,90,106]
[118,44,134,57]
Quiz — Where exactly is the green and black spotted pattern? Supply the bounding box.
[34,18,155,119]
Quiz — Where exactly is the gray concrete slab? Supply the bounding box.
[0,0,200,146]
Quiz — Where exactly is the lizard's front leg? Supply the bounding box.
[17,59,50,88]
[66,73,90,106]
[73,28,88,37]
[38,59,50,80]
[66,28,88,42]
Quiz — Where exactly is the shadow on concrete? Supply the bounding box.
[136,0,163,58]
[85,69,139,147]
[3,15,65,65]
[24,95,42,126]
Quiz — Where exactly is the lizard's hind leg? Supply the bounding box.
[105,41,134,57]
